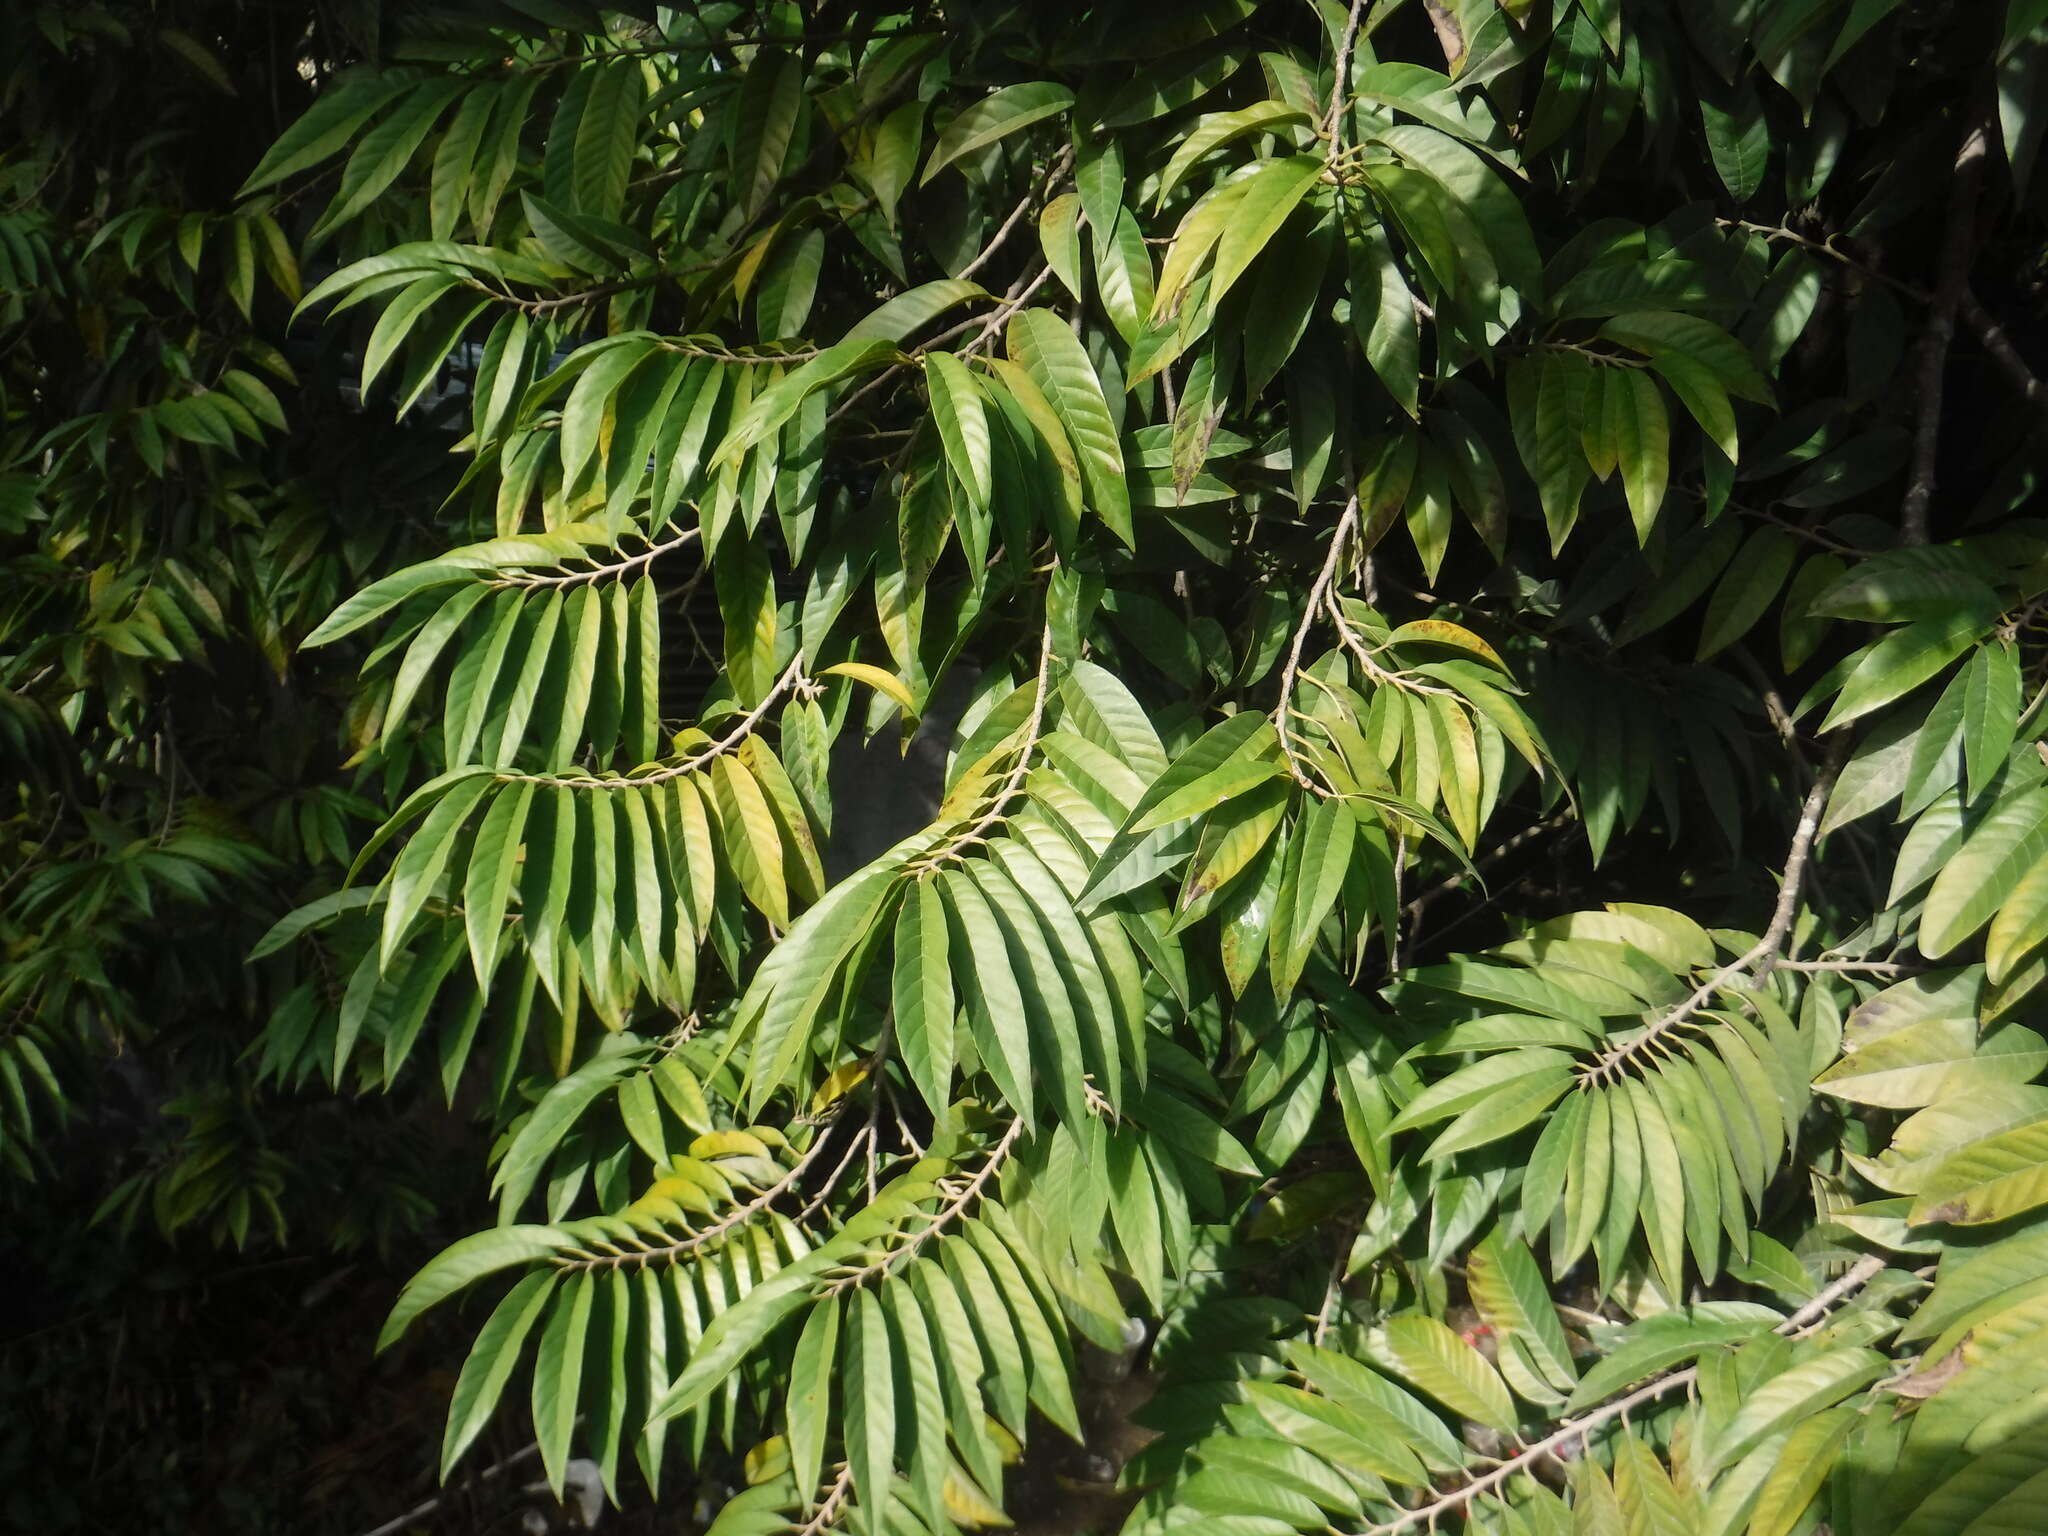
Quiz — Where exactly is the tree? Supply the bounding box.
[27,0,2048,1530]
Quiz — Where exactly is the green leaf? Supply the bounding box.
[1390,1049,1577,1135]
[1913,1118,2048,1225]
[1820,608,1997,732]
[922,83,1075,184]
[908,1259,1000,1493]
[1073,132,1125,244]
[311,80,465,242]
[493,1034,649,1220]
[1351,219,1421,418]
[1005,309,1133,547]
[1564,1304,1783,1411]
[1986,851,2048,984]
[1371,1314,1519,1433]
[1697,527,1798,660]
[1423,1070,1572,1162]
[429,84,498,242]
[820,661,917,718]
[441,1270,558,1477]
[964,1218,1082,1441]
[1378,123,1541,297]
[1156,102,1312,207]
[572,58,644,223]
[1600,310,1773,404]
[731,50,803,216]
[942,1232,1031,1434]
[940,869,1037,1121]
[892,879,956,1114]
[711,757,788,928]
[1709,1347,1888,1472]
[379,774,494,967]
[1242,1380,1431,1485]
[1097,207,1157,346]
[1811,550,2004,622]
[1701,88,1771,203]
[843,1302,892,1515]
[1817,1014,2048,1109]
[1819,708,1920,839]
[1963,642,2026,800]
[1510,352,1590,548]
[739,863,901,1112]
[1468,1231,1577,1393]
[531,1271,594,1496]
[1208,154,1325,308]
[717,338,901,467]
[1133,1082,1261,1176]
[924,353,993,513]
[1922,788,2048,956]
[1269,795,1355,998]
[1038,193,1085,301]
[1098,710,1271,844]
[885,1275,949,1523]
[1611,369,1670,542]
[379,1224,568,1352]
[464,782,533,984]
[239,76,411,194]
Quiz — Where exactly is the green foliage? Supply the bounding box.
[20,0,2048,1531]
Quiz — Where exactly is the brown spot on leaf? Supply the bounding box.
[1884,1335,1974,1400]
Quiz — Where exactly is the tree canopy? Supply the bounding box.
[12,1,2048,1533]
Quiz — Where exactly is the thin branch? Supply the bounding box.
[491,527,700,590]
[822,1118,1026,1294]
[1775,958,1918,976]
[1323,590,1460,700]
[1404,811,1573,918]
[463,271,669,316]
[795,1464,855,1535]
[1276,495,1363,791]
[1717,218,1928,304]
[956,186,1038,282]
[907,625,1055,872]
[1902,116,1990,546]
[1755,732,1850,967]
[828,150,1072,427]
[1960,289,2048,421]
[1583,738,1844,1086]
[499,658,806,790]
[555,1128,835,1273]
[954,260,1057,362]
[792,1124,875,1227]
[1311,1217,1362,1346]
[1360,1255,1886,1535]
[959,145,1071,282]
[1324,0,1372,145]
[1723,221,2048,430]
[353,1441,546,1536]
[661,337,826,363]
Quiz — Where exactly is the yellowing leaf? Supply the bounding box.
[821,660,918,717]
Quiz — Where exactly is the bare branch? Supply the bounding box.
[1961,288,2048,421]
[1901,117,1990,545]
[1323,0,1372,146]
